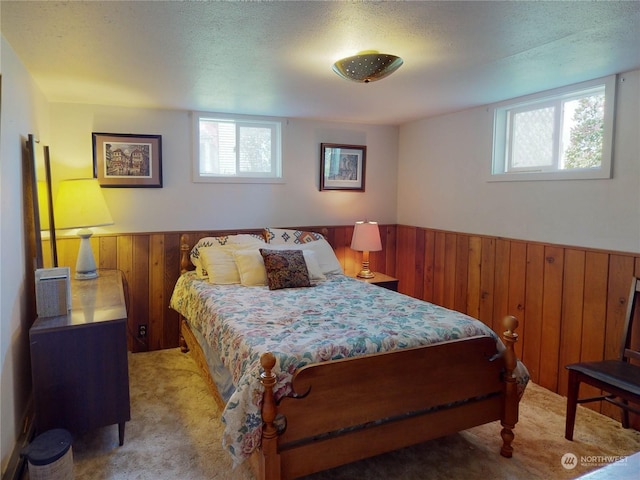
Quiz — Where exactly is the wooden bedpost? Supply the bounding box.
[260,352,281,480]
[180,233,191,274]
[178,234,192,353]
[500,315,519,458]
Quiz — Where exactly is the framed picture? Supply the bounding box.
[92,133,163,187]
[320,143,366,191]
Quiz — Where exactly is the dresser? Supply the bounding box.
[29,269,131,445]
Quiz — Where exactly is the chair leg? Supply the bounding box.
[565,371,580,441]
[621,399,630,429]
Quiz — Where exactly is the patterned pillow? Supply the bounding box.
[263,227,325,245]
[260,249,311,290]
[190,234,265,278]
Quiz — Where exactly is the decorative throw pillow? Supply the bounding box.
[263,227,325,245]
[260,249,312,290]
[263,246,326,280]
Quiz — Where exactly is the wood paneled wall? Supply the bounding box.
[394,225,640,423]
[42,225,397,353]
[44,224,639,423]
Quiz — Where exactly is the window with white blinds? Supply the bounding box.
[193,112,283,183]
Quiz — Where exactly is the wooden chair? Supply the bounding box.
[565,276,640,440]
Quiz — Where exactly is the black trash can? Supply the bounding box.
[21,429,74,480]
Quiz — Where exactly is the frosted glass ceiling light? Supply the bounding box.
[332,51,403,83]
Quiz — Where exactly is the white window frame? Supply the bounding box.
[491,75,616,181]
[192,111,284,183]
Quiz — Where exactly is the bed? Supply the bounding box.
[170,230,529,480]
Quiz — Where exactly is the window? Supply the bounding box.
[193,112,283,183]
[491,75,616,181]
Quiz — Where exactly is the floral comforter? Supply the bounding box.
[170,272,529,467]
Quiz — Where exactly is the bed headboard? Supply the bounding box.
[179,227,330,274]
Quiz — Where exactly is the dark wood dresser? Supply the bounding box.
[29,269,130,445]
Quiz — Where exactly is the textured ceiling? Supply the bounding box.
[2,1,639,125]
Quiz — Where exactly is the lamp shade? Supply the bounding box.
[54,178,113,230]
[351,221,382,252]
[333,52,403,83]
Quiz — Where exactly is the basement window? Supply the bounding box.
[192,112,283,183]
[491,75,616,181]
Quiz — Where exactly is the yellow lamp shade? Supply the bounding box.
[54,178,113,230]
[53,178,113,279]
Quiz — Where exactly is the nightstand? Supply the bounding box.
[29,269,131,445]
[351,272,399,292]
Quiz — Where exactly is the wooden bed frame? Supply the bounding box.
[177,233,520,480]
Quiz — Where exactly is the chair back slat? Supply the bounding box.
[620,277,640,362]
[624,348,640,362]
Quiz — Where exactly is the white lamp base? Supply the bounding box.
[75,228,99,280]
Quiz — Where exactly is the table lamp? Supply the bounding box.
[54,178,113,279]
[351,221,382,278]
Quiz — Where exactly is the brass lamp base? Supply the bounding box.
[357,269,376,279]
[357,257,375,278]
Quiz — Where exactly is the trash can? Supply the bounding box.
[21,429,74,480]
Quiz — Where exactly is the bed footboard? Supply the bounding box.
[257,315,520,480]
[500,315,519,458]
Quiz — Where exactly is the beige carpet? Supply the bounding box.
[61,348,640,480]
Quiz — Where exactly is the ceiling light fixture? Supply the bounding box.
[332,50,403,83]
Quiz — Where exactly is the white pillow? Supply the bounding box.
[233,249,268,286]
[300,251,326,281]
[199,246,240,285]
[269,239,343,275]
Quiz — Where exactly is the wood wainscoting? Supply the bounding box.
[394,225,640,424]
[43,224,639,424]
[41,225,397,353]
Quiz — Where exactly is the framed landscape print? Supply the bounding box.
[93,132,163,187]
[320,143,366,191]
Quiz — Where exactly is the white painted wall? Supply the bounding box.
[0,58,399,473]
[398,70,640,254]
[0,37,50,474]
[48,104,399,235]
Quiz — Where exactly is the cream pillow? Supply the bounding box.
[233,249,268,286]
[190,234,266,279]
[199,246,240,284]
